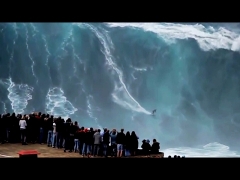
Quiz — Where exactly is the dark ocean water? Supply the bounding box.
[0,23,240,153]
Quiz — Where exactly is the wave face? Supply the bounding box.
[1,22,240,150]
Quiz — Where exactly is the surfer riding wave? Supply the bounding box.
[152,109,156,115]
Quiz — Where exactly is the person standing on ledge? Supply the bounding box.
[151,139,160,154]
[110,129,117,157]
[19,115,27,145]
[102,129,110,158]
[116,129,125,158]
[93,129,101,156]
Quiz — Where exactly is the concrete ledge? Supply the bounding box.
[0,143,164,158]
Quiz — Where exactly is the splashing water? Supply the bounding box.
[106,23,240,52]
[45,87,77,119]
[86,95,102,129]
[7,78,33,114]
[163,142,240,157]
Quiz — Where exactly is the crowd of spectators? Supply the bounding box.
[0,112,162,158]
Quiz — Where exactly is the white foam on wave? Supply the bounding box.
[6,78,33,114]
[61,26,83,77]
[38,24,79,120]
[41,34,52,83]
[23,23,38,83]
[130,66,148,80]
[231,36,240,51]
[130,66,147,72]
[45,87,77,119]
[9,23,18,77]
[163,142,240,157]
[78,23,151,115]
[106,23,240,52]
[86,95,102,129]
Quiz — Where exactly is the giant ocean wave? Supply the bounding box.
[1,23,240,155]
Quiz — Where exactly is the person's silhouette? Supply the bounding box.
[152,109,156,115]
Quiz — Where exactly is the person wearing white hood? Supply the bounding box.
[52,121,57,148]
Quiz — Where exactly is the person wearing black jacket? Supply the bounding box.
[130,131,139,156]
[78,127,85,155]
[0,114,4,144]
[69,122,75,151]
[73,121,79,152]
[1,114,7,143]
[102,129,110,158]
[116,129,125,158]
[89,127,95,155]
[82,128,93,157]
[43,114,49,143]
[27,114,34,143]
[34,112,41,143]
[64,118,71,152]
[81,128,87,156]
[141,139,151,157]
[46,116,53,147]
[54,117,60,147]
[39,114,45,144]
[16,114,21,142]
[64,118,72,152]
[125,131,131,157]
[56,117,64,149]
[151,139,160,154]
[5,113,11,142]
[11,113,19,143]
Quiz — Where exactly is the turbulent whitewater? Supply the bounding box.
[1,22,240,157]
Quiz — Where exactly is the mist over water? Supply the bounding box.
[1,22,240,157]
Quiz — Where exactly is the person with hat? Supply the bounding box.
[141,139,151,157]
